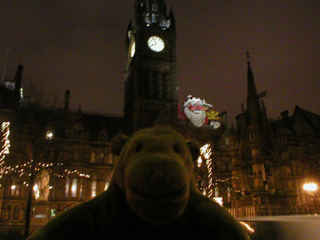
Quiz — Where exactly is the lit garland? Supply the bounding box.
[0,122,97,200]
[1,160,90,180]
[197,143,239,200]
[198,143,213,198]
[0,122,11,179]
[0,122,10,157]
[214,176,238,184]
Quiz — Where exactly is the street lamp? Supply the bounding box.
[303,182,319,210]
[303,183,318,192]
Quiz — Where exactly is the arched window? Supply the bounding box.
[10,184,20,197]
[152,3,158,12]
[99,153,104,164]
[90,152,96,163]
[153,71,158,99]
[162,73,168,100]
[5,205,12,220]
[108,154,113,165]
[33,182,40,199]
[71,178,77,198]
[73,124,83,138]
[10,178,21,197]
[65,178,70,198]
[13,206,20,220]
[91,177,97,198]
[79,179,83,199]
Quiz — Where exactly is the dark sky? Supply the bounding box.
[1,0,319,123]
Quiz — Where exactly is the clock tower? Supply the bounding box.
[124,0,178,133]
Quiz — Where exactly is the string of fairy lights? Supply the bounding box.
[0,122,11,180]
[197,143,239,202]
[1,120,237,203]
[199,143,214,198]
[1,161,91,182]
[0,121,92,187]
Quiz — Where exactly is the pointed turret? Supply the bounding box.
[13,64,23,101]
[134,0,145,25]
[64,90,70,111]
[168,7,176,30]
[246,51,261,122]
[126,19,133,42]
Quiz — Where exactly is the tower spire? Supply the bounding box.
[246,50,261,121]
[13,64,23,102]
[169,6,176,30]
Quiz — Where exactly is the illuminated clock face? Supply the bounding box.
[147,36,165,52]
[129,40,136,58]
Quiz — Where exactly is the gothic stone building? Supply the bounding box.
[228,60,320,217]
[0,67,122,236]
[0,0,320,237]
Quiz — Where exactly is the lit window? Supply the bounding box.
[105,181,110,191]
[20,88,24,100]
[152,14,156,23]
[91,181,97,197]
[100,153,104,164]
[5,206,12,220]
[90,152,96,163]
[65,179,70,198]
[10,185,16,196]
[46,130,53,140]
[108,154,113,165]
[152,3,158,12]
[33,183,40,199]
[13,207,20,220]
[71,178,77,198]
[50,209,56,219]
[79,179,83,198]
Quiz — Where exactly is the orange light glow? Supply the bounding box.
[303,183,318,192]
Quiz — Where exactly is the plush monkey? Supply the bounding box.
[28,127,249,240]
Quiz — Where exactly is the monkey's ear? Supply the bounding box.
[187,141,200,162]
[111,134,130,156]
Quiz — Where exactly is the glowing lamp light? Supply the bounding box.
[33,184,39,191]
[213,197,223,206]
[71,185,77,193]
[105,181,110,191]
[33,184,40,199]
[46,130,54,140]
[197,157,202,168]
[239,221,255,233]
[303,183,318,192]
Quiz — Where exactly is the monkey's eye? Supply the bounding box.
[135,142,144,152]
[173,142,181,154]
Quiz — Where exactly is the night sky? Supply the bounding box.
[1,0,319,124]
